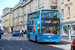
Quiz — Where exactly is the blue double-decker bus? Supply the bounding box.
[27,9,61,43]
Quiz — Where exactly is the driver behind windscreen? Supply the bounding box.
[53,27,59,35]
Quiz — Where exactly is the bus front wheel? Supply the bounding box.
[35,36,37,43]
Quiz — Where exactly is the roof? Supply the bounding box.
[28,9,59,14]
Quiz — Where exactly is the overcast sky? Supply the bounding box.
[0,0,19,16]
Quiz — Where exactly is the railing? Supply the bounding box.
[13,0,28,9]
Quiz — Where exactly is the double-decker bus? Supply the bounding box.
[27,9,61,43]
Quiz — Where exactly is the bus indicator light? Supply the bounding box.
[38,27,40,29]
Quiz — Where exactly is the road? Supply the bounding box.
[0,34,71,50]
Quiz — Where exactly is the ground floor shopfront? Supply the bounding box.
[61,22,75,40]
[4,26,13,33]
[13,24,27,31]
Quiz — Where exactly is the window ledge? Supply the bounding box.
[74,16,75,18]
[67,17,70,19]
[61,2,64,4]
[62,18,64,20]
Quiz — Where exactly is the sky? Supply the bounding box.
[0,0,19,16]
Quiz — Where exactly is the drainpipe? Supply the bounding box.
[13,10,14,30]
[30,0,31,12]
[56,0,57,9]
[9,13,10,33]
[3,17,5,27]
[4,16,5,33]
[38,0,39,9]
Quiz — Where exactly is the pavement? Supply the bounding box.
[61,39,72,43]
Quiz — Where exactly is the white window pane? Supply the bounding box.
[68,7,70,17]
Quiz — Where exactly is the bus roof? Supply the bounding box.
[28,9,59,14]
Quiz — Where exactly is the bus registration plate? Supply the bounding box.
[49,41,53,42]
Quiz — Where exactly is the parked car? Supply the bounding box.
[0,30,4,39]
[12,30,20,36]
[71,39,75,50]
[1,30,4,35]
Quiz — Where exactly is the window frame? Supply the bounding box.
[61,0,64,4]
[68,7,70,18]
[68,0,70,2]
[36,0,38,6]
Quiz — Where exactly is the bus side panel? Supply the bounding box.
[37,34,41,42]
[31,33,36,41]
[37,10,42,42]
[36,18,41,42]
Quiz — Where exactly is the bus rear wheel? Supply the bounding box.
[0,35,1,39]
[71,46,74,50]
[28,35,30,41]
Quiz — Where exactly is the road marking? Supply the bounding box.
[20,48,22,50]
[10,37,11,38]
[25,47,32,50]
[7,39,9,40]
[0,47,4,50]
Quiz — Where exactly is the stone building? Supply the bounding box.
[12,0,57,30]
[57,0,75,40]
[12,0,75,40]
[1,0,75,40]
[1,8,13,33]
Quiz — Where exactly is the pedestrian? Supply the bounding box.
[23,29,26,35]
[25,30,27,34]
[20,29,23,36]
[22,30,24,36]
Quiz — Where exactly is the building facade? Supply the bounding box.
[58,0,75,36]
[56,0,75,40]
[0,0,74,39]
[12,0,57,30]
[1,8,13,33]
[12,0,75,40]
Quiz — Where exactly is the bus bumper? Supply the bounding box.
[40,37,61,42]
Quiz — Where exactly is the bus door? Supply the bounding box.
[31,20,37,41]
[31,20,40,41]
[36,20,41,42]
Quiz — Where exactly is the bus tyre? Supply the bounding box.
[28,35,30,41]
[35,36,37,43]
[71,46,74,50]
[54,42,59,44]
[0,35,1,39]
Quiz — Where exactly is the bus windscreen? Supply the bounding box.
[41,10,60,35]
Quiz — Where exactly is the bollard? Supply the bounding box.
[69,29,71,40]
